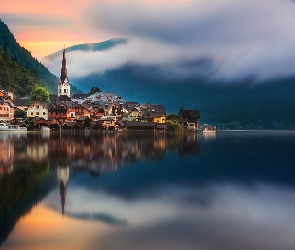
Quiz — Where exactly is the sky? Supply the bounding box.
[1,0,295,81]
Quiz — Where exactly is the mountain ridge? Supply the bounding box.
[0,19,82,95]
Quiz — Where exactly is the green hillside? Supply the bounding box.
[0,47,39,97]
[0,19,82,95]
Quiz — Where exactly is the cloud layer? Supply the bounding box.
[40,0,295,82]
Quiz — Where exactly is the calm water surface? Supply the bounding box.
[1,131,295,250]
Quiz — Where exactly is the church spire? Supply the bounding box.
[60,46,68,83]
[58,46,70,97]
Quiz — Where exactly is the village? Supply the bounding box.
[0,48,200,132]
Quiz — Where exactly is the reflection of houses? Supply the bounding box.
[47,132,169,173]
[26,143,48,162]
[0,136,14,175]
[178,133,200,158]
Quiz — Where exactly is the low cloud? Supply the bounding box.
[43,0,295,82]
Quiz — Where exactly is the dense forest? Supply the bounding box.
[0,47,39,97]
[0,19,82,96]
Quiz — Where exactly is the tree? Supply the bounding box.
[166,113,178,120]
[30,86,49,103]
[166,119,182,131]
[88,86,102,95]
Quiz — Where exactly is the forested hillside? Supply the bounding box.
[0,48,38,97]
[0,19,81,95]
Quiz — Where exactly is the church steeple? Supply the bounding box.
[60,46,68,83]
[58,46,71,97]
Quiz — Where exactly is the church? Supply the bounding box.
[58,47,71,97]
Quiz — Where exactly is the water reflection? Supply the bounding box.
[1,131,295,250]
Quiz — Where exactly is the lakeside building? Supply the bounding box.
[0,90,16,121]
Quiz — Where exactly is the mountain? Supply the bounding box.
[0,19,81,95]
[44,39,295,129]
[45,38,127,59]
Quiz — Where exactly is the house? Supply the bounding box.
[87,92,127,116]
[76,116,92,130]
[14,97,30,111]
[122,102,140,113]
[126,121,156,131]
[0,91,16,121]
[141,103,166,123]
[26,117,50,130]
[92,117,116,131]
[89,105,104,119]
[177,109,200,131]
[27,101,49,120]
[48,102,72,121]
[72,103,91,119]
[0,90,13,100]
[71,94,90,104]
[126,107,142,121]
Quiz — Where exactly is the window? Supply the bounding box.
[64,89,67,93]
[36,105,39,109]
[43,112,46,115]
[31,112,34,116]
[59,89,61,93]
[36,112,39,115]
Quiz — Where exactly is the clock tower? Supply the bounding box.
[58,47,71,97]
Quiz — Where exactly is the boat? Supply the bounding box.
[0,123,27,131]
[201,124,217,133]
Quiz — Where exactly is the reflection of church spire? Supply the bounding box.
[57,166,69,217]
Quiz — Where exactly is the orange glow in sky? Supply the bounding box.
[0,0,99,58]
[0,0,190,58]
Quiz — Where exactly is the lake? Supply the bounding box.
[1,131,295,250]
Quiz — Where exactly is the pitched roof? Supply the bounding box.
[13,98,30,106]
[58,95,72,102]
[71,94,90,99]
[178,110,200,120]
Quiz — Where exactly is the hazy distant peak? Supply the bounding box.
[45,38,128,59]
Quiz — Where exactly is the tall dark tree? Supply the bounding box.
[88,86,102,95]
